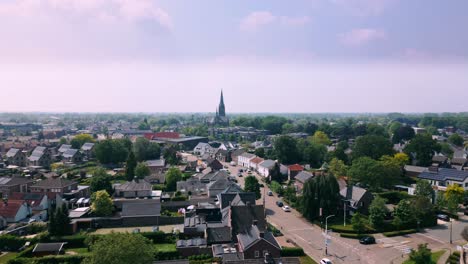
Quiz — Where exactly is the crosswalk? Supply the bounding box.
[377,238,412,254]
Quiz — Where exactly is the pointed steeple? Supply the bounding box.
[218,90,226,117]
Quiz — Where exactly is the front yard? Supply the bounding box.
[402,250,445,264]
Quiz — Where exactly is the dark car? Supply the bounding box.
[359,236,375,245]
[276,201,284,207]
[437,214,450,221]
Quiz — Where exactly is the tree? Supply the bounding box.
[268,162,282,183]
[369,196,388,229]
[165,167,182,191]
[254,148,265,158]
[301,141,327,168]
[302,174,340,221]
[310,131,331,146]
[48,206,57,235]
[125,151,137,181]
[408,244,432,264]
[133,137,161,162]
[50,203,70,236]
[351,213,367,235]
[448,133,464,146]
[348,157,399,191]
[91,190,113,217]
[353,135,394,160]
[445,184,464,214]
[273,136,300,164]
[95,139,130,164]
[71,134,95,149]
[163,146,181,166]
[404,134,441,166]
[135,162,151,178]
[392,125,415,143]
[329,158,348,177]
[415,180,434,201]
[84,233,154,264]
[394,199,415,226]
[90,168,112,194]
[270,181,283,196]
[244,176,261,199]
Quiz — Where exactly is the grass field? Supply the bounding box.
[65,248,89,255]
[154,243,176,252]
[300,256,318,264]
[0,253,18,264]
[402,250,445,264]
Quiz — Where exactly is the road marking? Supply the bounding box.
[415,232,446,244]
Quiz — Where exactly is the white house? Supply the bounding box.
[0,201,31,223]
[238,153,256,168]
[418,167,468,191]
[258,160,277,178]
[193,143,215,156]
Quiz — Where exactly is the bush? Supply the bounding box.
[154,250,180,260]
[42,234,87,248]
[34,255,85,264]
[281,247,305,257]
[171,196,188,201]
[383,229,417,237]
[377,191,411,204]
[331,225,376,234]
[339,233,371,239]
[26,223,48,235]
[0,235,27,251]
[141,232,175,244]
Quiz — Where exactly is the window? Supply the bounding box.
[465,183,468,187]
[254,251,260,258]
[439,181,446,187]
[263,250,269,257]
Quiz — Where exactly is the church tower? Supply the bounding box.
[218,90,226,117]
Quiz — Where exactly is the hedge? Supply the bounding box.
[281,247,305,257]
[330,225,376,234]
[8,255,85,264]
[0,235,27,251]
[141,232,175,244]
[376,191,411,204]
[339,233,370,239]
[383,229,417,237]
[154,250,180,260]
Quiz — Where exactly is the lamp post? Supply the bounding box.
[449,218,453,244]
[325,215,335,256]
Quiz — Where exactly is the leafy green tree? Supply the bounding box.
[244,176,261,199]
[408,244,432,264]
[301,141,327,168]
[270,181,283,196]
[445,184,464,214]
[392,125,415,143]
[351,212,367,235]
[440,143,454,157]
[404,134,441,166]
[71,134,94,149]
[95,139,130,164]
[353,135,394,160]
[50,203,70,236]
[268,162,282,182]
[163,146,181,166]
[260,116,288,134]
[59,137,67,145]
[135,162,151,178]
[394,199,415,226]
[273,135,300,164]
[84,233,154,264]
[125,151,137,181]
[165,167,182,191]
[348,157,398,191]
[90,168,112,194]
[310,131,331,145]
[448,133,464,146]
[91,190,113,217]
[302,174,340,221]
[392,216,403,231]
[254,148,265,158]
[415,180,434,201]
[329,158,348,177]
[133,137,161,162]
[369,196,388,229]
[48,206,57,235]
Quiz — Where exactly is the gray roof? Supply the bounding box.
[177,178,206,193]
[206,226,232,244]
[404,165,427,173]
[146,159,165,167]
[221,184,244,194]
[237,225,280,251]
[230,204,266,235]
[231,149,246,157]
[31,178,75,188]
[121,202,161,217]
[115,180,152,192]
[418,168,468,182]
[295,171,314,183]
[451,157,467,165]
[29,146,48,161]
[207,178,234,191]
[81,142,95,151]
[33,243,66,253]
[6,148,20,158]
[58,144,72,153]
[176,238,207,248]
[201,170,229,182]
[239,153,256,159]
[219,192,256,209]
[0,177,33,186]
[432,155,448,163]
[63,148,79,158]
[340,186,369,207]
[453,149,468,159]
[259,160,276,169]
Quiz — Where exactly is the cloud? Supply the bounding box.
[339,28,386,46]
[330,0,396,16]
[279,16,310,26]
[0,0,173,29]
[239,11,276,32]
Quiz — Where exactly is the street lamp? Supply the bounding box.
[449,218,453,244]
[325,215,335,256]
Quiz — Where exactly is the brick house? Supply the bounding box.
[5,148,27,167]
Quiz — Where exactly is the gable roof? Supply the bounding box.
[258,160,276,169]
[230,204,266,235]
[250,157,264,165]
[115,180,152,192]
[0,201,26,218]
[81,142,95,151]
[9,192,46,208]
[295,171,314,184]
[219,192,256,209]
[206,226,232,244]
[231,149,246,157]
[31,178,75,189]
[288,164,304,171]
[146,159,165,167]
[121,202,161,217]
[207,178,234,191]
[221,184,244,194]
[0,177,33,186]
[237,225,280,252]
[418,168,468,182]
[239,153,256,159]
[340,186,370,207]
[62,148,79,158]
[58,144,72,153]
[432,155,448,163]
[451,157,467,165]
[5,148,20,158]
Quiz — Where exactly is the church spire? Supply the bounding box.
[218,90,226,117]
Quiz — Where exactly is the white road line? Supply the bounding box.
[415,232,446,244]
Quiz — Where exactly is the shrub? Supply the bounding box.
[26,223,47,235]
[141,232,175,244]
[377,191,411,204]
[281,247,305,257]
[383,229,417,237]
[339,233,371,239]
[154,250,180,260]
[33,255,85,264]
[43,234,87,248]
[171,196,188,201]
[0,235,27,251]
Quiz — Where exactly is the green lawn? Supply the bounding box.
[300,256,318,264]
[154,243,176,252]
[403,250,445,264]
[65,248,89,254]
[0,253,18,264]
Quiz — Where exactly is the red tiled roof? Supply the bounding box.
[288,164,304,171]
[9,193,44,207]
[155,132,180,139]
[250,157,264,165]
[0,201,24,218]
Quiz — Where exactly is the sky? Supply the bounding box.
[1,0,467,113]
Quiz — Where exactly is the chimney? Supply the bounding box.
[259,231,264,238]
[346,185,353,200]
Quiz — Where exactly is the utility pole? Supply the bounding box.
[325,215,335,256]
[450,218,453,244]
[344,202,347,227]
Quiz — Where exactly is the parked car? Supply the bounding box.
[267,191,273,196]
[276,201,284,207]
[230,161,236,166]
[238,169,244,173]
[247,169,252,173]
[437,214,450,221]
[282,205,291,212]
[359,236,376,245]
[320,258,332,264]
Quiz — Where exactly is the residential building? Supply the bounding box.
[0,201,31,225]
[257,160,276,178]
[30,178,79,195]
[5,148,27,167]
[294,171,314,192]
[230,149,246,165]
[287,164,304,181]
[207,178,236,198]
[114,180,153,198]
[57,144,72,154]
[62,149,83,163]
[194,143,215,156]
[146,159,166,174]
[340,186,374,215]
[418,167,468,191]
[404,165,427,178]
[237,225,281,260]
[80,143,95,159]
[28,146,52,168]
[0,177,34,197]
[238,153,256,168]
[249,157,264,171]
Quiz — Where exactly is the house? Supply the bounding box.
[62,149,83,163]
[287,164,304,181]
[32,243,66,257]
[144,172,166,184]
[450,157,467,170]
[238,153,256,168]
[404,165,427,178]
[28,146,52,168]
[199,170,229,183]
[121,201,161,226]
[418,167,468,191]
[237,225,281,260]
[146,159,165,174]
[114,180,152,198]
[230,149,246,165]
[218,192,256,209]
[294,171,314,192]
[177,178,207,196]
[257,160,276,178]
[340,186,374,215]
[432,155,448,167]
[57,144,72,154]
[0,201,31,224]
[177,238,211,257]
[249,157,264,171]
[30,178,79,195]
[207,178,235,198]
[0,177,34,196]
[453,148,468,159]
[80,143,95,159]
[9,192,49,221]
[205,158,224,171]
[194,143,215,156]
[215,149,230,163]
[5,148,27,167]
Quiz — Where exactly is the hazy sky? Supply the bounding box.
[1,0,467,113]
